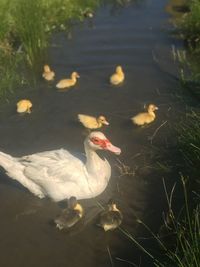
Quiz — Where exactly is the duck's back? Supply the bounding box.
[10,149,88,201]
[22,149,85,182]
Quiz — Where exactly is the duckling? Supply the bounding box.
[16,99,32,114]
[54,196,83,230]
[78,114,109,129]
[56,72,80,89]
[131,104,158,126]
[110,65,125,85]
[42,64,55,81]
[98,199,123,231]
[83,9,94,18]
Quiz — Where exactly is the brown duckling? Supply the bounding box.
[98,199,123,231]
[131,104,158,126]
[54,196,83,230]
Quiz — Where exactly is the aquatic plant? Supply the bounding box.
[118,108,200,266]
[181,0,200,53]
[0,52,23,98]
[13,0,48,70]
[0,0,102,97]
[170,0,200,94]
[177,110,200,176]
[42,0,101,31]
[120,177,200,267]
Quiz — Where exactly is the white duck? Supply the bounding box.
[0,132,121,202]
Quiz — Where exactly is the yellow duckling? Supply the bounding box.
[110,65,125,85]
[131,104,158,126]
[98,199,123,231]
[16,99,32,114]
[54,196,83,230]
[78,114,109,129]
[42,64,55,81]
[56,72,80,89]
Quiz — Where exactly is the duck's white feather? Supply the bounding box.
[0,132,118,202]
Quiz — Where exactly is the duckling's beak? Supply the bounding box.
[77,74,80,78]
[103,121,109,125]
[155,106,159,110]
[105,141,121,155]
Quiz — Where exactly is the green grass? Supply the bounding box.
[0,0,132,97]
[0,0,102,97]
[0,53,23,97]
[121,177,200,267]
[13,0,48,70]
[177,111,200,176]
[119,109,200,267]
[155,177,200,267]
[174,0,200,94]
[180,0,200,54]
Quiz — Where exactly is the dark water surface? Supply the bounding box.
[0,0,187,266]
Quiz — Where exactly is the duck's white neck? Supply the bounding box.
[84,142,103,175]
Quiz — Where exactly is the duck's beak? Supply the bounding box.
[155,106,159,110]
[105,142,121,155]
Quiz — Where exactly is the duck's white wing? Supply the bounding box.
[20,149,86,184]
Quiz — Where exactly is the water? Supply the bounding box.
[0,1,188,266]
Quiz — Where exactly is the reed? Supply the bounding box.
[0,52,23,98]
[13,0,48,70]
[120,177,200,267]
[173,0,200,94]
[181,0,200,54]
[177,111,200,175]
[118,108,200,266]
[0,0,102,97]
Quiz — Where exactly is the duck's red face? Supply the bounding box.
[90,136,121,155]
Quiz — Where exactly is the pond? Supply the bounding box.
[0,0,188,266]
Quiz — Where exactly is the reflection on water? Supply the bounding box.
[0,0,187,266]
[165,0,188,21]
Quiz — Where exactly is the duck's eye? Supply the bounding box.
[91,137,100,144]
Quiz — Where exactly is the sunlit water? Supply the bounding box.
[0,1,189,266]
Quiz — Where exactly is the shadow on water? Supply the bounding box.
[0,0,194,267]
